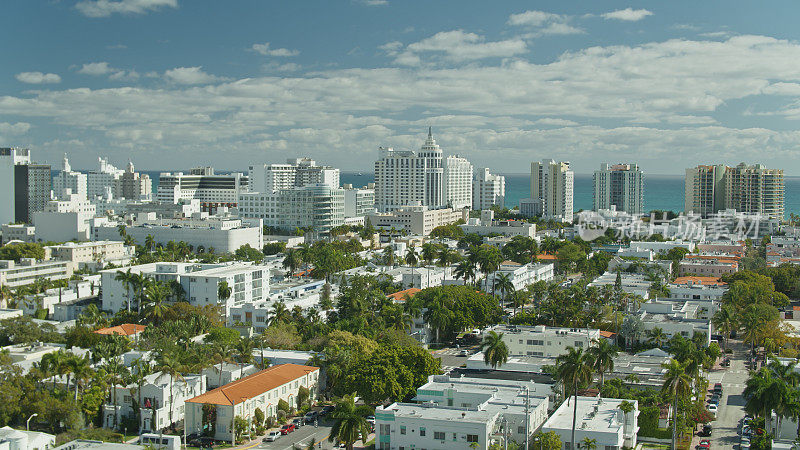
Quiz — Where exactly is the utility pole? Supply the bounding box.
[503,418,508,450]
[524,386,530,450]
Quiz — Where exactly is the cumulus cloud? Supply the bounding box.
[390,30,527,65]
[5,35,800,170]
[508,10,584,35]
[0,122,31,135]
[355,0,388,5]
[75,0,178,17]
[601,8,653,21]
[163,66,225,84]
[15,72,61,84]
[77,62,114,75]
[251,43,300,57]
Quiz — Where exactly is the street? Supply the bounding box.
[700,342,749,449]
[250,422,334,450]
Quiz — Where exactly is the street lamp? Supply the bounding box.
[27,413,38,431]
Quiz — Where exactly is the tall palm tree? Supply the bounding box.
[711,305,737,351]
[328,395,372,450]
[217,280,232,303]
[555,347,594,450]
[144,234,155,254]
[143,281,170,325]
[647,327,669,348]
[404,248,418,267]
[581,437,597,450]
[270,301,290,326]
[744,367,789,435]
[454,259,476,286]
[156,352,185,430]
[69,355,93,402]
[423,299,452,344]
[283,249,302,277]
[495,272,515,306]
[115,269,134,312]
[235,338,254,378]
[587,338,619,390]
[480,331,508,369]
[382,245,396,267]
[437,247,459,267]
[103,359,128,428]
[477,246,502,298]
[421,243,438,266]
[661,359,692,450]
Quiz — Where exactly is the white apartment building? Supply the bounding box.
[593,163,644,215]
[1,224,36,244]
[482,262,554,295]
[528,159,574,222]
[2,342,90,374]
[473,168,505,210]
[103,371,206,432]
[461,210,536,238]
[376,375,549,450]
[33,194,97,242]
[92,215,263,253]
[628,240,696,253]
[46,241,135,270]
[248,157,339,192]
[668,276,727,319]
[443,155,473,210]
[635,300,712,345]
[100,261,269,315]
[185,364,320,443]
[202,362,259,390]
[157,167,248,208]
[0,258,74,288]
[366,205,468,236]
[343,184,376,217]
[53,154,88,200]
[86,157,151,201]
[238,184,345,235]
[20,278,98,317]
[587,272,654,300]
[0,147,51,226]
[542,396,639,450]
[489,325,600,358]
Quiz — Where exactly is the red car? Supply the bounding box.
[697,440,711,449]
[281,424,296,435]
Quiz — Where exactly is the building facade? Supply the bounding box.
[366,205,469,236]
[238,184,345,235]
[529,159,574,222]
[473,168,505,210]
[53,154,88,200]
[541,396,639,450]
[685,163,784,219]
[443,155,473,210]
[593,163,643,215]
[490,325,600,358]
[157,167,248,209]
[343,184,376,217]
[248,157,339,192]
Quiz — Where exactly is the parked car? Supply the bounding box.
[458,349,470,357]
[321,405,335,415]
[709,395,720,405]
[304,410,319,423]
[707,404,718,417]
[698,424,712,436]
[293,417,304,428]
[280,424,296,435]
[697,440,711,449]
[714,383,723,393]
[722,358,730,367]
[264,431,282,442]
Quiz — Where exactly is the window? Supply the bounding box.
[467,435,478,443]
[400,426,406,435]
[434,431,446,440]
[419,427,425,437]
[518,426,525,434]
[575,341,583,347]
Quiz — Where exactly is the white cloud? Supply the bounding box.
[392,30,527,65]
[5,35,800,170]
[355,0,388,5]
[77,62,114,76]
[15,72,61,84]
[0,122,31,135]
[75,0,177,18]
[163,66,225,84]
[507,10,584,36]
[251,43,300,57]
[601,8,653,22]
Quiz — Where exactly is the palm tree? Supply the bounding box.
[480,331,508,369]
[69,355,94,402]
[328,395,372,450]
[143,281,170,325]
[115,269,134,312]
[661,359,692,450]
[581,437,597,450]
[283,249,302,277]
[270,301,291,326]
[382,245,395,267]
[495,272,514,306]
[477,246,502,297]
[217,280,232,304]
[103,359,128,428]
[235,338,254,378]
[144,234,155,254]
[454,259,476,285]
[437,247,459,267]
[555,347,594,450]
[167,279,185,303]
[647,327,669,348]
[422,299,452,344]
[117,223,127,239]
[744,367,789,435]
[587,338,619,390]
[156,352,184,430]
[712,305,737,351]
[421,243,438,266]
[404,248,418,267]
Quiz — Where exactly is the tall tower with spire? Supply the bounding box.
[53,153,87,200]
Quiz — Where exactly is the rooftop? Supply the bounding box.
[543,396,635,432]
[387,287,421,302]
[186,363,318,406]
[94,323,146,336]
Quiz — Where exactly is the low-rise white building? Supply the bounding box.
[489,325,600,358]
[375,374,548,450]
[541,396,639,450]
[635,300,712,346]
[667,276,727,320]
[32,193,97,242]
[202,362,259,390]
[92,214,263,254]
[2,342,90,374]
[461,210,535,238]
[0,258,74,288]
[0,426,56,450]
[20,278,99,317]
[103,371,205,432]
[1,224,36,244]
[587,272,654,300]
[100,262,269,315]
[482,262,554,295]
[46,241,135,270]
[366,205,469,236]
[343,184,376,217]
[184,364,320,443]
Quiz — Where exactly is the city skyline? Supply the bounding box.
[4,1,800,174]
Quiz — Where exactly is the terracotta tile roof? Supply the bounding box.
[537,253,557,261]
[186,364,319,406]
[672,276,726,286]
[599,330,616,339]
[388,288,422,302]
[500,260,522,266]
[94,324,146,336]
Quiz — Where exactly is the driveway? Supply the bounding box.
[701,341,749,449]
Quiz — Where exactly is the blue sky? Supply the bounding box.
[4,0,800,174]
